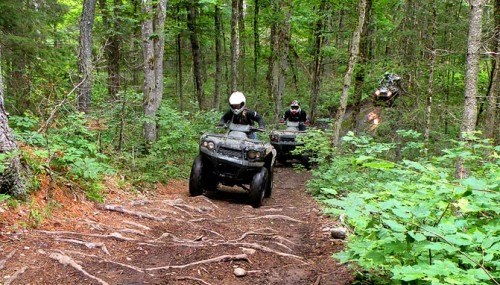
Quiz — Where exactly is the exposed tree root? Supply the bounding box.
[119,228,149,237]
[164,199,214,214]
[65,250,144,273]
[243,215,305,223]
[194,196,219,209]
[4,266,27,285]
[152,232,207,247]
[0,250,16,270]
[49,252,109,285]
[36,230,136,242]
[102,205,167,221]
[130,200,151,206]
[216,242,306,263]
[144,254,248,271]
[56,238,110,255]
[123,220,152,231]
[176,276,213,285]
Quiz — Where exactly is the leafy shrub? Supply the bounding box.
[309,132,499,285]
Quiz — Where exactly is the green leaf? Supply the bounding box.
[461,177,487,190]
[383,219,406,232]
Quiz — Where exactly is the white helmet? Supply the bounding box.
[229,91,246,115]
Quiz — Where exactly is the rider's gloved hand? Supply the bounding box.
[279,119,285,125]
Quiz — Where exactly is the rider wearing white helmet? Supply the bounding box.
[280,100,308,131]
[219,91,265,138]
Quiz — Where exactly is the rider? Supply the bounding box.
[219,91,265,139]
[379,72,402,87]
[280,100,308,131]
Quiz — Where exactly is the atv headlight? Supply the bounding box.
[201,141,215,150]
[375,90,380,95]
[387,91,392,96]
[247,150,261,159]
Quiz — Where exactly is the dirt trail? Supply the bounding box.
[0,167,352,285]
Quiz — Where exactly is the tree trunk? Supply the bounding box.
[238,0,246,90]
[268,0,291,121]
[187,2,206,110]
[253,0,260,99]
[0,44,25,197]
[485,0,499,143]
[309,0,327,124]
[231,0,240,91]
[332,0,367,145]
[424,0,437,154]
[98,0,122,101]
[77,0,97,114]
[141,0,167,145]
[214,4,222,110]
[456,0,485,178]
[353,0,372,134]
[176,5,184,112]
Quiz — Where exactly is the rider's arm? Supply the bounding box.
[283,110,290,121]
[219,110,232,125]
[249,110,265,129]
[300,111,307,122]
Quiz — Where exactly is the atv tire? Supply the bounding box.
[249,168,268,208]
[189,156,205,196]
[264,166,274,198]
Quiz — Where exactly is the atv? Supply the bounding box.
[269,121,310,167]
[189,123,276,208]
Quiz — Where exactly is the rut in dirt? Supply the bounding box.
[0,167,352,285]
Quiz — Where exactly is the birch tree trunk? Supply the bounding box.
[485,0,499,143]
[214,4,222,110]
[187,2,206,110]
[77,0,97,114]
[0,44,25,197]
[424,0,437,154]
[456,0,485,178]
[231,0,240,91]
[332,0,367,145]
[142,0,167,144]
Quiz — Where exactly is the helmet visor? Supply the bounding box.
[231,103,244,110]
[291,106,300,110]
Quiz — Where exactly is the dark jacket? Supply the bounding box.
[220,108,266,128]
[282,109,307,123]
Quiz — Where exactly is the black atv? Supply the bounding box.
[189,123,276,208]
[269,121,309,167]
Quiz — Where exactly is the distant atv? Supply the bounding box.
[269,121,310,167]
[189,123,276,208]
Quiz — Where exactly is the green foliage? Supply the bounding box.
[11,112,114,200]
[309,132,499,284]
